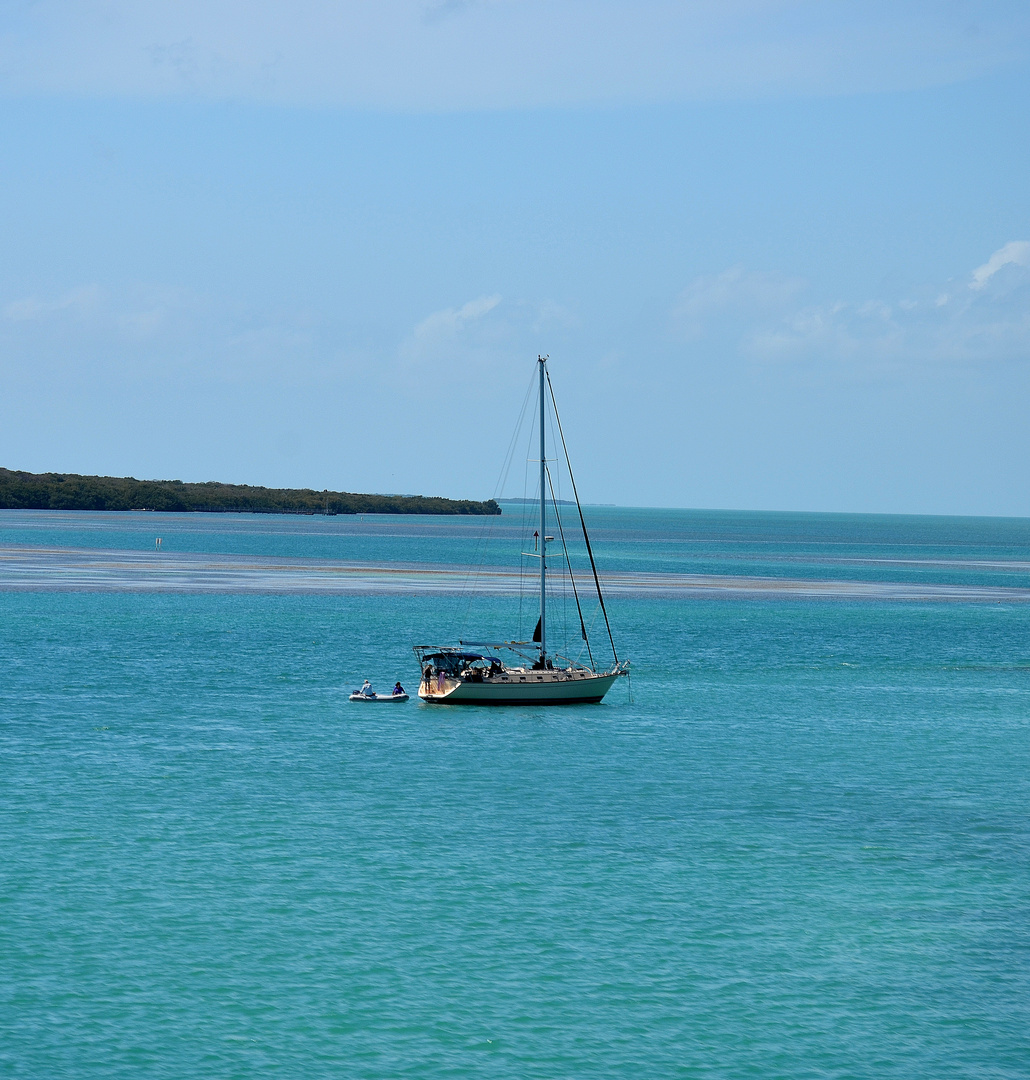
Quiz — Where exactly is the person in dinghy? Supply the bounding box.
[349,679,409,703]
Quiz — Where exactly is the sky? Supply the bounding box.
[1,1,1029,515]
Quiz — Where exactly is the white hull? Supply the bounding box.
[418,669,618,705]
[349,692,409,703]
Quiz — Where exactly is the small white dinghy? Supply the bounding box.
[349,690,409,703]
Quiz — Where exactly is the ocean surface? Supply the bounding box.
[2,507,1028,1078]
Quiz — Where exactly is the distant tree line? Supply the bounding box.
[0,469,501,516]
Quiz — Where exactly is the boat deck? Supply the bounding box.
[418,666,619,704]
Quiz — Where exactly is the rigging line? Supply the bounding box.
[575,603,604,665]
[546,402,572,652]
[547,403,562,644]
[546,370,619,666]
[478,371,535,632]
[494,371,537,500]
[518,552,524,639]
[517,421,529,639]
[518,392,540,642]
[546,464,595,671]
[552,410,570,649]
[453,369,536,636]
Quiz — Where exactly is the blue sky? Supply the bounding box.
[1,1,1029,515]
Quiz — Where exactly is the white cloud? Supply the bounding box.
[675,243,1030,370]
[396,293,578,389]
[970,240,1030,290]
[0,281,368,386]
[3,285,103,322]
[413,294,501,341]
[422,0,480,26]
[673,265,805,339]
[3,297,46,322]
[0,283,565,393]
[399,293,506,375]
[530,298,577,334]
[0,1,1027,109]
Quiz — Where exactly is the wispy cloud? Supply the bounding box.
[3,285,104,322]
[412,294,501,342]
[422,0,479,27]
[396,293,579,388]
[399,293,507,378]
[674,265,805,339]
[0,281,368,387]
[1,1,1027,109]
[674,243,1030,371]
[970,240,1030,290]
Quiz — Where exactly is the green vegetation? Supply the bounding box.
[0,468,501,516]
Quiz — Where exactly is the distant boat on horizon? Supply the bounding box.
[497,497,618,508]
[497,495,577,506]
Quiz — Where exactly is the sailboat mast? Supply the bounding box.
[538,355,547,662]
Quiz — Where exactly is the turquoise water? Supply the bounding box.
[2,509,1029,1078]
[5,505,1030,587]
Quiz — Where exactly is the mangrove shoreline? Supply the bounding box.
[0,469,501,516]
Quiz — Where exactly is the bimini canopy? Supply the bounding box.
[421,652,501,664]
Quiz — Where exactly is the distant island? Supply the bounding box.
[0,468,501,516]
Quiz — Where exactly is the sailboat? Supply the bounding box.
[414,356,629,705]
